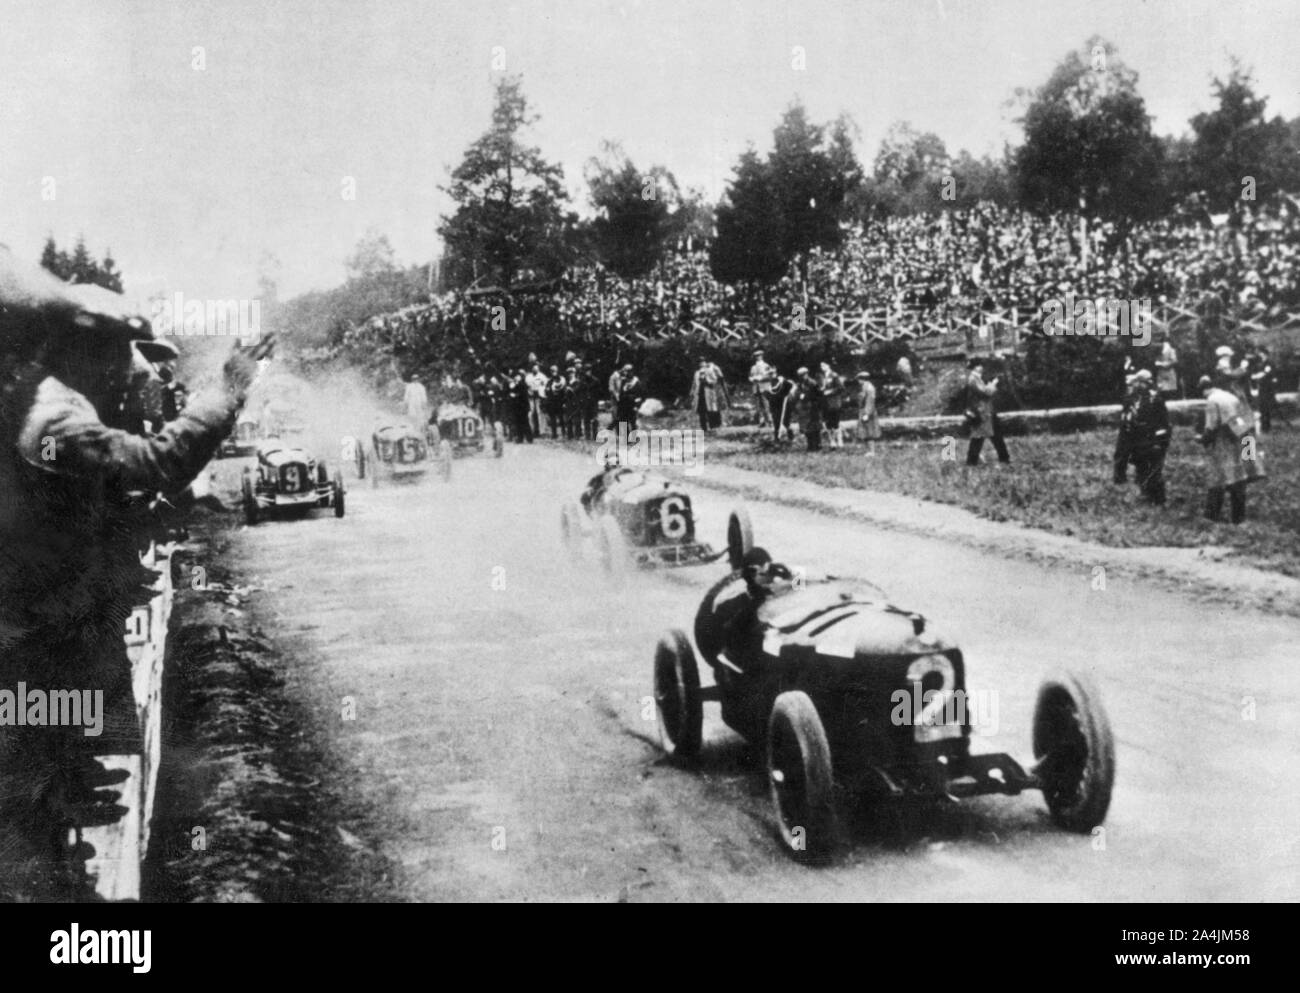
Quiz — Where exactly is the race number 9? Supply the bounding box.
[284,465,303,491]
[659,496,688,541]
[906,655,961,743]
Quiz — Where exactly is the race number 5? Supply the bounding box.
[659,496,688,540]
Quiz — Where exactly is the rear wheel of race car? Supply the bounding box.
[653,629,703,760]
[560,502,585,561]
[333,471,346,518]
[727,507,755,571]
[1032,672,1115,832]
[596,515,628,581]
[241,474,259,526]
[767,691,836,862]
[438,440,453,482]
[492,421,505,457]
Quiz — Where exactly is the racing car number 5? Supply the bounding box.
[906,655,961,743]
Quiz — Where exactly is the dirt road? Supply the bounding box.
[208,444,1299,902]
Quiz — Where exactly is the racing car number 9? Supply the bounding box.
[659,496,688,541]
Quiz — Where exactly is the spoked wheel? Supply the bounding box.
[333,470,346,518]
[492,422,505,458]
[653,629,703,760]
[241,472,259,526]
[727,507,754,571]
[560,502,586,561]
[767,691,836,862]
[1032,672,1115,832]
[438,440,454,482]
[597,515,629,583]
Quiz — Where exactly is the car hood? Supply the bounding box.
[757,585,951,658]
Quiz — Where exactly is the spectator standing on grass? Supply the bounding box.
[509,367,533,443]
[577,362,600,440]
[856,371,881,456]
[1248,346,1277,433]
[964,357,1010,466]
[1155,334,1180,398]
[749,349,774,427]
[689,356,728,434]
[526,361,548,438]
[546,364,566,439]
[819,361,845,449]
[796,367,824,452]
[615,365,643,430]
[1199,372,1265,524]
[1113,372,1142,485]
[1215,345,1251,408]
[764,369,797,443]
[1126,370,1171,505]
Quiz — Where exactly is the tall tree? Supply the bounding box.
[1186,60,1300,213]
[438,76,575,290]
[1013,38,1167,228]
[68,236,96,285]
[98,250,123,292]
[767,103,862,280]
[710,148,788,289]
[584,142,679,279]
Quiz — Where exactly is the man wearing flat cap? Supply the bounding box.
[0,246,267,871]
[748,349,774,428]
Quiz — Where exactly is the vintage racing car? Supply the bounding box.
[219,412,261,458]
[431,402,504,458]
[652,546,1115,860]
[561,465,754,575]
[351,423,453,485]
[241,439,346,524]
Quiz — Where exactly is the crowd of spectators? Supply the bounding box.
[346,198,1300,363]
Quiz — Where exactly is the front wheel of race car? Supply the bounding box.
[1032,672,1115,832]
[768,691,837,862]
[241,472,259,526]
[727,507,754,571]
[596,515,628,581]
[333,471,346,518]
[438,440,454,482]
[653,629,703,760]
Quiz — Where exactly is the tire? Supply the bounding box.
[493,422,505,458]
[241,472,259,526]
[693,569,739,669]
[727,507,754,571]
[653,629,703,759]
[596,514,628,581]
[1032,672,1115,832]
[767,691,836,861]
[438,440,453,482]
[560,502,585,560]
[333,471,346,518]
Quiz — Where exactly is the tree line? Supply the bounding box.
[434,37,1299,296]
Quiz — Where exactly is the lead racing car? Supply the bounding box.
[561,464,754,576]
[431,402,504,458]
[652,545,1115,861]
[351,423,452,485]
[241,439,346,524]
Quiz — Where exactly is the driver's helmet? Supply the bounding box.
[741,547,795,594]
[602,449,621,471]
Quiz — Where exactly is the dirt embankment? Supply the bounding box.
[143,513,400,903]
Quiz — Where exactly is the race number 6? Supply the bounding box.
[659,496,688,540]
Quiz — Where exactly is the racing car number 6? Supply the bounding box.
[659,496,688,540]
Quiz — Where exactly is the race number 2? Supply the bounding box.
[906,655,961,743]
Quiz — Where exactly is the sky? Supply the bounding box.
[1,0,1296,304]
